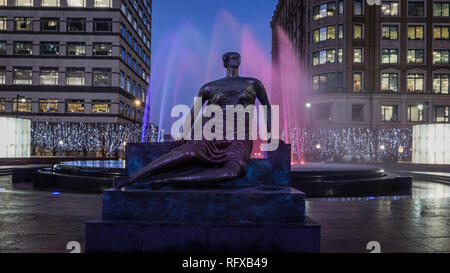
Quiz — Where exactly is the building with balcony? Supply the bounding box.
[272,0,450,129]
[0,0,152,123]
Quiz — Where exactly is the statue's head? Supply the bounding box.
[223,52,241,69]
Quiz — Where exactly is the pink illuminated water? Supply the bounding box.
[142,10,307,162]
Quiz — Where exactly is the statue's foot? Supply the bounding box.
[113,176,133,189]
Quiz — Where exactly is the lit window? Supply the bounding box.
[434,2,450,17]
[408,25,424,40]
[407,105,424,122]
[0,41,5,55]
[94,0,111,8]
[381,49,398,64]
[312,49,335,66]
[313,26,335,43]
[433,50,450,64]
[354,24,363,40]
[353,48,363,63]
[39,99,58,113]
[0,98,5,112]
[67,0,85,7]
[354,0,363,15]
[93,43,112,56]
[13,98,32,112]
[381,105,398,121]
[66,100,85,113]
[15,0,33,6]
[313,73,335,89]
[408,1,425,16]
[40,42,59,55]
[0,67,5,84]
[381,1,399,16]
[41,0,59,7]
[41,18,59,31]
[67,18,86,32]
[338,25,343,39]
[92,68,111,86]
[67,42,85,56]
[354,72,362,92]
[407,73,424,92]
[407,49,424,64]
[312,2,336,20]
[14,41,33,55]
[14,17,33,31]
[66,68,85,86]
[338,48,343,63]
[382,25,398,40]
[435,106,449,122]
[434,26,450,40]
[13,67,33,85]
[433,74,449,94]
[93,18,112,32]
[40,68,59,85]
[0,17,6,31]
[338,0,344,14]
[0,0,6,6]
[381,73,398,92]
[92,100,111,113]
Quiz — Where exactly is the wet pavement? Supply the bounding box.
[0,176,449,253]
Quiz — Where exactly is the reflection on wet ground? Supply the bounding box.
[0,175,449,253]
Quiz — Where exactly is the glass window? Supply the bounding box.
[15,17,33,31]
[0,98,5,112]
[434,26,450,40]
[92,100,111,113]
[13,67,32,85]
[93,42,112,56]
[312,2,336,20]
[354,24,363,40]
[407,73,424,92]
[312,49,335,65]
[67,42,85,56]
[13,98,32,112]
[67,18,86,32]
[338,24,343,39]
[126,76,130,92]
[381,49,398,64]
[354,48,363,63]
[40,68,58,85]
[15,0,33,6]
[407,49,424,64]
[93,18,112,32]
[381,105,398,121]
[352,105,364,121]
[433,50,450,64]
[0,0,6,5]
[41,0,59,6]
[312,73,335,89]
[14,41,33,55]
[433,74,449,94]
[40,42,59,55]
[92,68,111,86]
[407,105,424,122]
[337,72,343,88]
[66,99,85,113]
[354,0,363,15]
[0,41,5,55]
[0,17,6,31]
[408,1,425,16]
[339,0,344,14]
[434,2,450,17]
[95,0,111,8]
[121,2,127,14]
[66,68,85,86]
[313,26,335,43]
[354,72,362,92]
[382,1,399,16]
[120,71,125,89]
[121,24,126,38]
[40,18,59,31]
[67,0,85,7]
[408,25,424,40]
[338,48,343,63]
[0,67,5,84]
[382,25,398,40]
[39,99,58,113]
[381,73,398,92]
[435,106,449,122]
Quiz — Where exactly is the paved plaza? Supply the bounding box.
[0,176,449,253]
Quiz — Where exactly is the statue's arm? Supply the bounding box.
[254,80,272,132]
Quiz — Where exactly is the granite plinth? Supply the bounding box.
[125,141,291,188]
[103,186,305,223]
[85,218,320,253]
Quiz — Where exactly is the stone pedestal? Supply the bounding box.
[85,142,321,253]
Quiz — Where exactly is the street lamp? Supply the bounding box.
[134,99,141,106]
